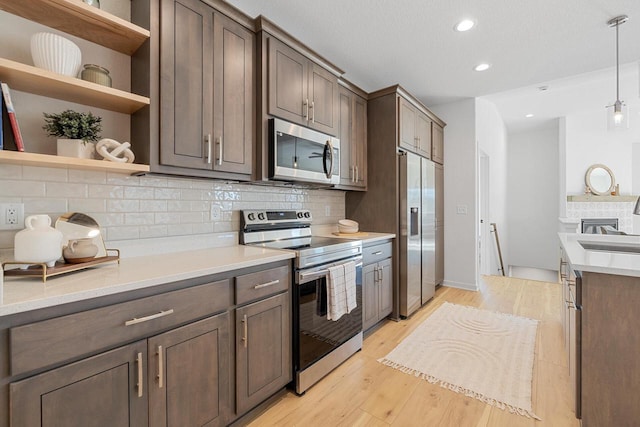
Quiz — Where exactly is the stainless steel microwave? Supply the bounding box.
[269,118,340,185]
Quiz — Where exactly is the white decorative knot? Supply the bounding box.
[96,138,135,163]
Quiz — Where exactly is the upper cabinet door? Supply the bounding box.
[308,63,339,135]
[338,87,353,187]
[212,13,255,175]
[267,36,339,136]
[398,97,417,153]
[160,0,214,170]
[268,37,308,125]
[416,113,432,159]
[353,94,367,188]
[432,123,444,164]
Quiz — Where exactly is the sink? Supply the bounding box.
[579,241,640,254]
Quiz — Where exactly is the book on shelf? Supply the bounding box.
[0,82,24,152]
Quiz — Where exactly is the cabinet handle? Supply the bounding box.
[242,314,248,348]
[136,352,143,398]
[350,165,354,182]
[372,251,383,256]
[125,309,174,326]
[379,266,383,282]
[205,134,212,164]
[216,137,223,166]
[254,279,280,289]
[355,165,359,183]
[304,98,309,120]
[374,266,379,282]
[310,100,315,123]
[157,345,163,389]
[565,299,575,309]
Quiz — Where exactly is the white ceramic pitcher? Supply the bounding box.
[14,215,63,267]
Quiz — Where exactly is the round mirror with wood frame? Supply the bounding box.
[585,164,615,196]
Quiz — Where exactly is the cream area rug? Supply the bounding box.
[378,302,540,419]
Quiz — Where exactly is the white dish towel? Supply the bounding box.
[327,262,357,321]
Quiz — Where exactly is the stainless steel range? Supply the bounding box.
[240,209,363,394]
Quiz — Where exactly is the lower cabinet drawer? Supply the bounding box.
[235,265,290,305]
[10,279,231,375]
[363,241,392,265]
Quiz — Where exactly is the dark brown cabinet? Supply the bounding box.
[236,291,291,414]
[159,0,254,177]
[268,37,339,136]
[338,83,367,190]
[4,261,292,427]
[362,241,393,331]
[10,341,149,426]
[399,97,432,158]
[148,313,231,427]
[432,123,444,164]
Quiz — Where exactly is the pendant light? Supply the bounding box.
[606,15,629,130]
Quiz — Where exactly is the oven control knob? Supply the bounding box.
[258,212,266,221]
[247,213,256,221]
[297,212,304,219]
[303,211,311,218]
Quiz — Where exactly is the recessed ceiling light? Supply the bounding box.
[525,114,534,118]
[454,19,475,32]
[474,63,491,71]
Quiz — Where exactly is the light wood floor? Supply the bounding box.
[248,275,580,427]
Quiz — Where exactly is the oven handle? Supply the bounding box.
[298,259,362,284]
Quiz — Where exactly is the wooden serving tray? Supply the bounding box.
[2,249,120,283]
[332,232,369,237]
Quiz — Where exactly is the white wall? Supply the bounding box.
[507,124,559,270]
[565,109,640,196]
[430,99,478,291]
[476,99,509,276]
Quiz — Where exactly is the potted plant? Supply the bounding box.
[43,110,102,159]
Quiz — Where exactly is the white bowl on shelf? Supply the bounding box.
[31,32,82,77]
[338,219,359,234]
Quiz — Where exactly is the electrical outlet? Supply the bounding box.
[456,204,468,215]
[325,205,331,217]
[0,203,24,230]
[210,204,222,221]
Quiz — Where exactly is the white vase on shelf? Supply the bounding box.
[30,32,82,77]
[57,139,96,159]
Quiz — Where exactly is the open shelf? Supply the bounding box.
[567,194,639,202]
[0,150,150,174]
[0,58,149,114]
[0,0,149,55]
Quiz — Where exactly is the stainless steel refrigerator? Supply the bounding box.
[399,152,436,317]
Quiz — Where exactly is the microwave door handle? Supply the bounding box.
[324,140,334,179]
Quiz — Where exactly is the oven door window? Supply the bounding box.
[295,268,362,370]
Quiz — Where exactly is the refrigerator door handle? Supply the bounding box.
[410,207,419,235]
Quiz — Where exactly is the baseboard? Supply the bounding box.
[442,280,478,291]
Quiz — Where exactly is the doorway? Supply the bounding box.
[478,150,491,281]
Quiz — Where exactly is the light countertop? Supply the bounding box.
[558,233,640,278]
[0,245,294,317]
[311,225,395,244]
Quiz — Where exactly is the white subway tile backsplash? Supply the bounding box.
[23,198,68,214]
[68,169,107,184]
[0,165,345,249]
[124,186,155,200]
[125,212,155,225]
[0,180,46,197]
[154,188,181,200]
[89,184,124,199]
[107,225,140,241]
[68,198,106,213]
[0,164,22,179]
[108,199,139,213]
[140,200,168,212]
[46,182,88,198]
[23,166,68,182]
[139,225,168,239]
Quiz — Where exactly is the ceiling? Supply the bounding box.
[227,0,640,129]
